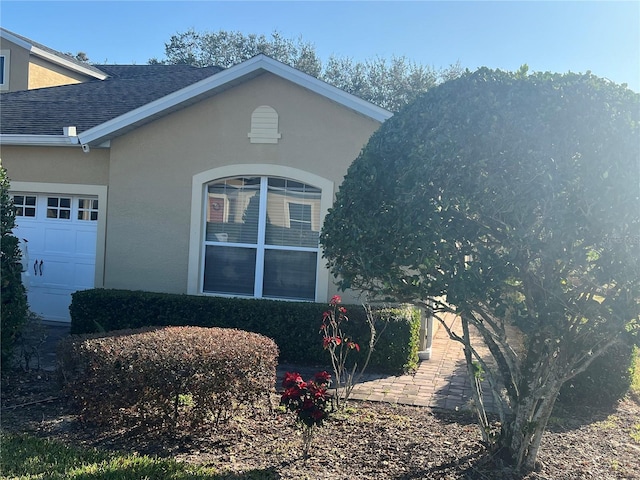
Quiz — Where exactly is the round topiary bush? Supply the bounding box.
[58,326,279,430]
[558,340,637,408]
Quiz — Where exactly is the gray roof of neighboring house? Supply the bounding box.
[0,64,223,135]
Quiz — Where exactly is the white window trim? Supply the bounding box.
[188,164,334,302]
[9,182,107,288]
[13,193,37,218]
[285,199,316,230]
[0,49,10,91]
[45,196,72,220]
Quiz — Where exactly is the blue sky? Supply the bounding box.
[1,1,638,91]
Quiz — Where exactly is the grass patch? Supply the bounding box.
[630,346,640,396]
[0,432,277,479]
[591,414,619,431]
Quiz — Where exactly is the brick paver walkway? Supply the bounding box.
[347,313,492,411]
[278,313,494,412]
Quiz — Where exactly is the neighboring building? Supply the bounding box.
[0,29,391,322]
[0,27,107,92]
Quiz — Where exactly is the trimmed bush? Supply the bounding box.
[70,289,420,373]
[58,326,278,430]
[558,339,637,408]
[1,167,28,371]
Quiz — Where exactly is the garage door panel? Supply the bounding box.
[37,257,74,288]
[12,223,44,252]
[73,263,96,289]
[76,229,98,255]
[28,288,73,323]
[43,226,76,254]
[10,192,98,323]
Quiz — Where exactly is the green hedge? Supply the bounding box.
[558,339,638,408]
[70,289,420,374]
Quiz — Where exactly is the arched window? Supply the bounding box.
[202,176,321,301]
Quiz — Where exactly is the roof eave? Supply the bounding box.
[78,55,393,146]
[0,29,31,50]
[0,134,80,146]
[256,55,393,123]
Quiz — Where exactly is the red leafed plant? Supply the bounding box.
[280,371,332,457]
[321,295,378,409]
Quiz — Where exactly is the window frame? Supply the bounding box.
[203,176,320,300]
[286,200,315,230]
[0,50,10,91]
[188,165,334,302]
[13,194,37,218]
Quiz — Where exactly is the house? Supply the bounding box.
[0,28,392,323]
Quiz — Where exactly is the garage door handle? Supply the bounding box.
[33,259,43,276]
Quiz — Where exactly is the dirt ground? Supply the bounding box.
[2,368,639,480]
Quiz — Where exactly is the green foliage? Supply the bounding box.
[70,289,420,374]
[152,29,461,111]
[558,340,636,408]
[0,166,28,371]
[321,68,640,471]
[629,346,640,396]
[58,326,278,430]
[322,55,460,113]
[158,29,322,74]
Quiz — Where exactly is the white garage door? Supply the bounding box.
[11,193,98,323]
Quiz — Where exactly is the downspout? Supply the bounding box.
[63,126,89,151]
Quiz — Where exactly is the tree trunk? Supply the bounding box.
[460,316,490,441]
[500,360,562,472]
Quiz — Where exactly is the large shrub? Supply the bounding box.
[558,338,637,408]
[70,289,420,373]
[320,68,639,471]
[0,166,28,371]
[58,326,278,430]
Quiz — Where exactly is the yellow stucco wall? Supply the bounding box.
[0,145,110,185]
[103,72,381,301]
[0,37,94,91]
[28,56,90,89]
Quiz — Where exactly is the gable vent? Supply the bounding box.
[248,106,281,144]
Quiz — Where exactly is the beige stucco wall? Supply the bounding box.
[104,72,381,301]
[28,56,90,89]
[0,37,92,91]
[0,38,30,92]
[0,145,109,185]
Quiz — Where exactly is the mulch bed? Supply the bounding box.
[2,369,639,479]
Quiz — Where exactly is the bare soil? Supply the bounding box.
[2,369,639,480]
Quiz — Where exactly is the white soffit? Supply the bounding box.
[0,135,79,146]
[78,55,393,146]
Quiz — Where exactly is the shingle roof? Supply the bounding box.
[0,64,223,135]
